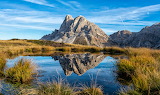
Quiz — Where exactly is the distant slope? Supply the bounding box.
[108,23,160,48]
[0,39,91,47]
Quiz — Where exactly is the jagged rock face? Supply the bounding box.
[41,15,109,47]
[108,23,160,48]
[52,53,106,76]
[128,23,160,48]
[108,30,132,46]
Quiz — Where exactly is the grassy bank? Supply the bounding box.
[0,40,126,55]
[117,48,160,95]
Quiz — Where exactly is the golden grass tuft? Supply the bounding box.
[0,58,6,77]
[5,58,37,83]
[77,87,103,95]
[103,47,126,54]
[37,82,74,95]
[117,48,160,94]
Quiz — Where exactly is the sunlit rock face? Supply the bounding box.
[128,23,160,48]
[52,53,106,76]
[108,23,160,48]
[41,15,109,47]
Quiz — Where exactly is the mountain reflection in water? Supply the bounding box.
[52,53,106,76]
[6,52,123,94]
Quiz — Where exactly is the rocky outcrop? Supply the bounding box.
[108,23,160,48]
[52,53,106,76]
[108,30,133,46]
[129,23,160,48]
[41,15,109,47]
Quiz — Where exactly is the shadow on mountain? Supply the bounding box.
[51,53,106,76]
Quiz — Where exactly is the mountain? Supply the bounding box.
[52,53,106,76]
[108,30,133,46]
[108,23,160,48]
[41,15,109,47]
[41,15,160,48]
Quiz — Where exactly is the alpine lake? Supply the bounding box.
[0,52,127,95]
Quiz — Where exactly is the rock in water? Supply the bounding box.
[41,15,109,47]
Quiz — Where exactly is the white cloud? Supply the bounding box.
[56,0,81,10]
[10,16,63,24]
[68,1,81,8]
[87,4,160,26]
[0,23,53,30]
[23,0,54,7]
[0,9,64,31]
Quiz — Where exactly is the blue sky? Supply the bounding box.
[0,0,160,40]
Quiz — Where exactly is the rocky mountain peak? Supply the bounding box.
[108,30,132,46]
[110,30,132,39]
[65,15,74,21]
[117,30,132,35]
[108,23,160,48]
[140,23,160,34]
[41,15,109,47]
[41,14,160,49]
[153,23,160,26]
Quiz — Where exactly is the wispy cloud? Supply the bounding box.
[0,23,53,30]
[0,9,64,31]
[101,28,117,35]
[23,0,55,7]
[88,4,160,25]
[56,0,81,10]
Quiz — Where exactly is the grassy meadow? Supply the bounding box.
[0,39,160,94]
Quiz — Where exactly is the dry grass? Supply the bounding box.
[117,48,160,94]
[37,82,74,95]
[0,40,128,55]
[103,47,126,54]
[0,58,6,77]
[5,58,37,84]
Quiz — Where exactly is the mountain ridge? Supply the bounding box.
[41,15,160,49]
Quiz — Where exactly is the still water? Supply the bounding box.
[5,53,124,95]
